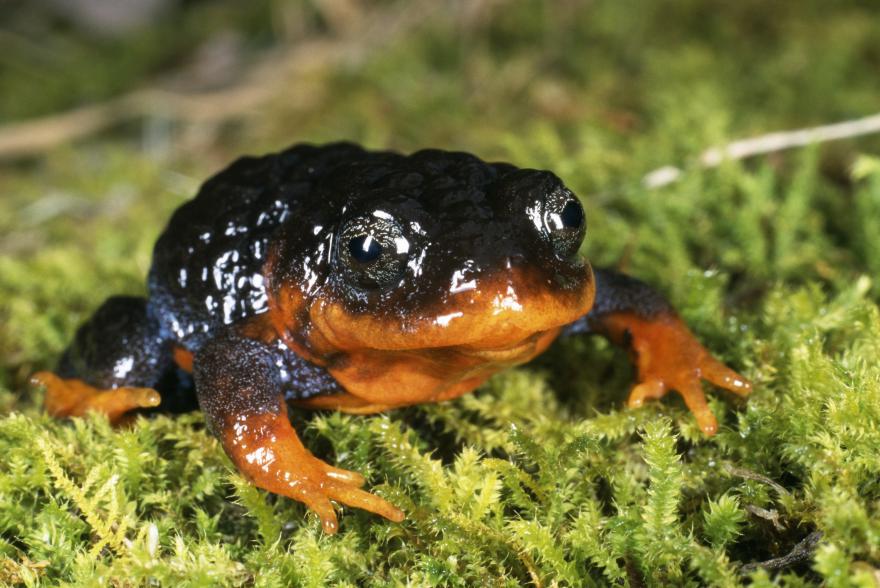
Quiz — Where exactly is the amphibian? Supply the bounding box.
[33,142,751,534]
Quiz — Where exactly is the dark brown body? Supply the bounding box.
[34,143,751,534]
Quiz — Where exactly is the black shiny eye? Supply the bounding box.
[338,213,409,289]
[348,235,382,263]
[541,189,586,259]
[560,200,584,229]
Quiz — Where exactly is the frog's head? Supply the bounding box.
[268,149,594,372]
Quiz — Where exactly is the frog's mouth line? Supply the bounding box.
[267,263,595,364]
[459,333,545,362]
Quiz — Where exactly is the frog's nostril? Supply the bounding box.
[504,253,527,268]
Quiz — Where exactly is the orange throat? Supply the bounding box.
[320,327,561,409]
[268,263,595,411]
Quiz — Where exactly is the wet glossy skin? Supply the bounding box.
[259,157,595,408]
[150,146,590,356]
[34,142,751,534]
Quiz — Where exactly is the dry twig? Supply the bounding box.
[643,112,880,188]
[739,531,823,574]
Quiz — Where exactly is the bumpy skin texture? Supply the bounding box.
[148,144,367,350]
[34,142,751,534]
[58,296,167,389]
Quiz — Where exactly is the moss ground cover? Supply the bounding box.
[1,1,879,585]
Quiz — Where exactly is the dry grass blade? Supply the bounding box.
[643,112,880,188]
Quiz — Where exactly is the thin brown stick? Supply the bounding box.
[739,531,823,574]
[723,464,791,500]
[642,112,880,188]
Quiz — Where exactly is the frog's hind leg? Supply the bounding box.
[32,296,172,424]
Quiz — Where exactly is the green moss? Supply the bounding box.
[2,1,880,586]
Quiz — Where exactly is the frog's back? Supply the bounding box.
[148,142,375,349]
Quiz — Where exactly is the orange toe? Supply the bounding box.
[33,371,161,424]
[221,407,404,534]
[701,355,752,397]
[603,312,750,436]
[627,380,667,408]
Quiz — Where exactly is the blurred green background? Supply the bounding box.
[2,1,880,586]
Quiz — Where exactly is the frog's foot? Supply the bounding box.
[222,408,405,534]
[31,371,161,425]
[606,313,752,435]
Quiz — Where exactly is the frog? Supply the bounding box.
[32,142,751,534]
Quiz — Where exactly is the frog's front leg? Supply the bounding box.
[566,268,751,435]
[193,327,404,534]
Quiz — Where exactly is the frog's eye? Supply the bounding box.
[348,235,382,263]
[542,188,586,259]
[338,213,409,288]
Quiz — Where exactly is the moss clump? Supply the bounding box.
[2,1,880,585]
